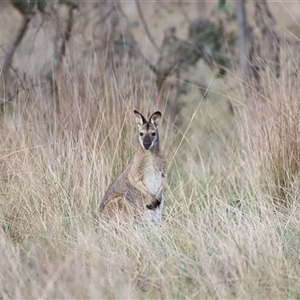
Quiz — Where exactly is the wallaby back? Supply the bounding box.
[100,110,167,225]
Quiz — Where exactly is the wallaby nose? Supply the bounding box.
[143,136,152,150]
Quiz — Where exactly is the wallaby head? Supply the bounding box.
[134,110,161,151]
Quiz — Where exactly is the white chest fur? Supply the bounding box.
[142,156,163,195]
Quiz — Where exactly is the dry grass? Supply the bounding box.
[0,59,299,299]
[1,3,300,299]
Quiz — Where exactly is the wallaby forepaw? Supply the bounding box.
[146,199,161,210]
[146,203,153,210]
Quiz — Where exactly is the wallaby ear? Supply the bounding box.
[149,111,161,128]
[134,110,146,127]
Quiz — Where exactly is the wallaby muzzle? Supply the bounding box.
[143,135,152,150]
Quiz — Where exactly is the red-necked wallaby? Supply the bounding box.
[99,110,167,225]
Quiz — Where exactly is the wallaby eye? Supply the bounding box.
[139,132,144,136]
[151,132,156,136]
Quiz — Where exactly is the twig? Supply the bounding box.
[92,4,119,41]
[96,4,117,26]
[135,0,159,53]
[133,44,157,72]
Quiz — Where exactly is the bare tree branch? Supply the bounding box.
[135,0,159,53]
[1,17,30,76]
[178,0,191,24]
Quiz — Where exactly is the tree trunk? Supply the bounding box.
[236,0,250,80]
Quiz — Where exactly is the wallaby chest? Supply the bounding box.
[141,155,163,195]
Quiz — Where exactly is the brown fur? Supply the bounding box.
[99,110,167,225]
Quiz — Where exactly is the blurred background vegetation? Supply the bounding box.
[1,0,298,111]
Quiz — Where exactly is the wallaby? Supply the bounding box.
[99,110,167,225]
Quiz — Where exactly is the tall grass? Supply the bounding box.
[1,15,300,300]
[242,41,300,210]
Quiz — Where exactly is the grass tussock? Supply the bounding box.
[1,23,300,300]
[243,44,300,209]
